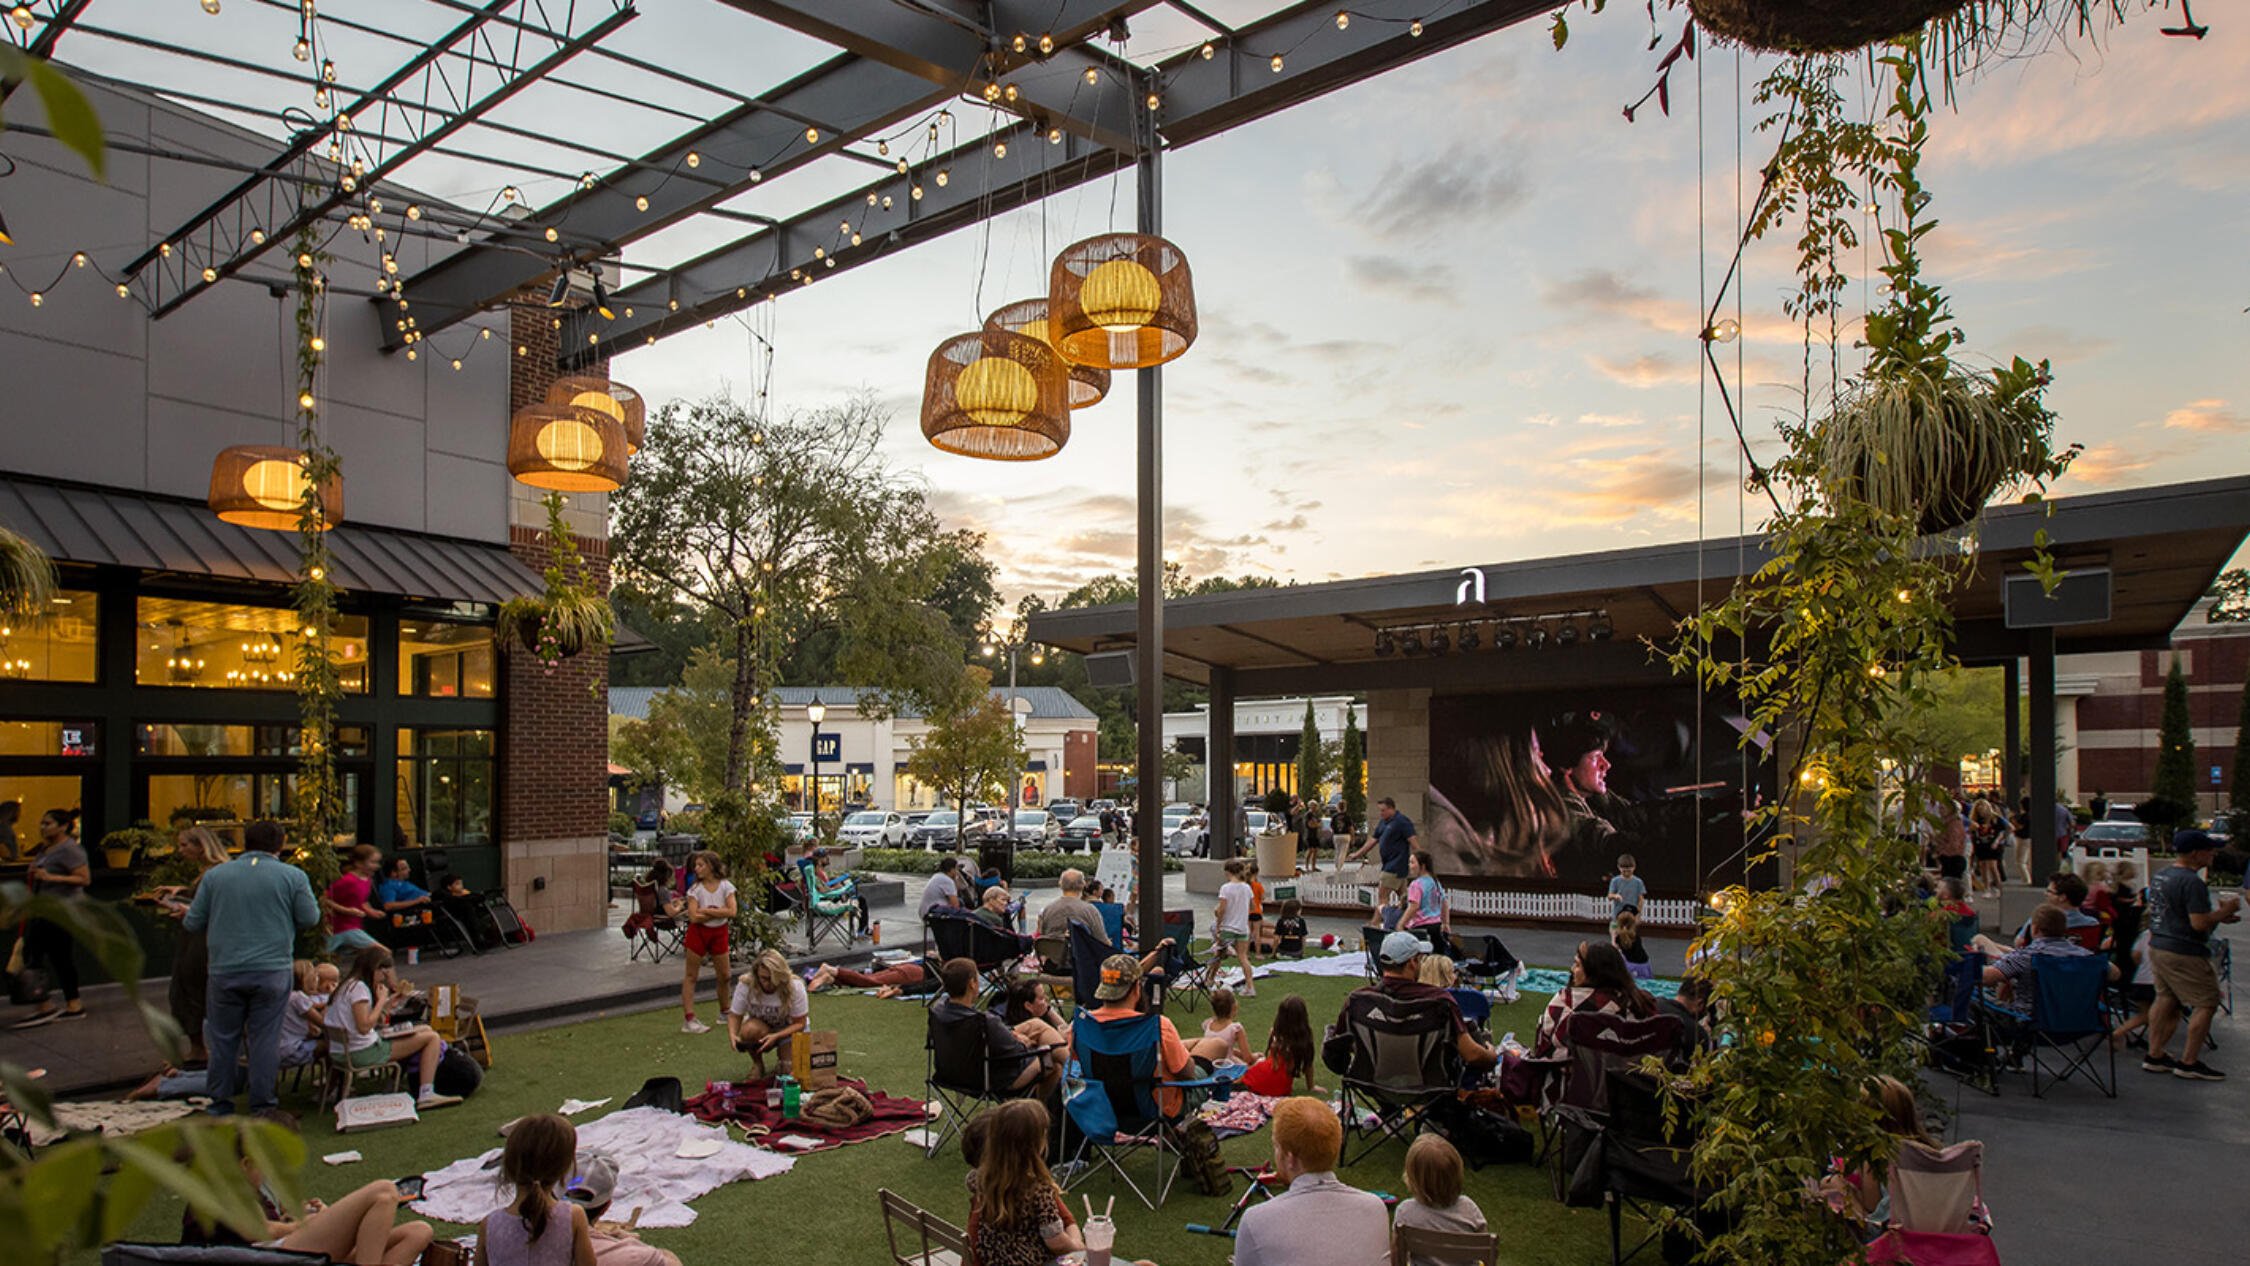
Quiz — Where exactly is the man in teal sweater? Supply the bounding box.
[185,819,320,1118]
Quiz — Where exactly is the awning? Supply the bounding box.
[845,762,874,774]
[0,477,544,607]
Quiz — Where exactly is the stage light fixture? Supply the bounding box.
[1587,614,1614,642]
[1428,628,1450,655]
[1556,623,1580,647]
[1457,623,1480,652]
[1374,631,1395,656]
[1494,625,1518,651]
[1400,630,1422,655]
[545,271,571,307]
[1527,626,1549,650]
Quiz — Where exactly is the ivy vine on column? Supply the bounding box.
[289,227,344,907]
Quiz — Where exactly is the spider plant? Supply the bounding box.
[0,525,58,621]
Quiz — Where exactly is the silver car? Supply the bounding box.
[1012,809,1060,849]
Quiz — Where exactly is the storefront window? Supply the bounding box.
[134,597,369,692]
[398,617,496,698]
[143,769,364,851]
[0,720,98,758]
[396,728,495,847]
[1,778,89,863]
[0,589,98,682]
[137,724,368,758]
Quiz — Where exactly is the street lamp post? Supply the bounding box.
[981,632,1044,830]
[806,695,827,823]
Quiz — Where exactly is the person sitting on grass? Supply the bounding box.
[1393,1134,1488,1265]
[184,1147,433,1266]
[1273,898,1309,958]
[728,948,810,1079]
[1190,986,1254,1067]
[930,957,1060,1097]
[1240,995,1321,1097]
[1233,1096,1390,1266]
[564,1156,679,1266]
[333,944,460,1110]
[483,1113,596,1266]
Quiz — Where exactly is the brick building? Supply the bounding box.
[2055,600,2247,814]
[0,78,614,978]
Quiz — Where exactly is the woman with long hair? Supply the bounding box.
[333,944,460,1109]
[1426,728,1571,879]
[160,826,226,1060]
[727,947,808,1079]
[481,1113,595,1266]
[1532,940,1656,1059]
[13,807,90,1028]
[1968,797,2005,896]
[677,850,736,1035]
[1240,995,1320,1096]
[967,1099,1080,1266]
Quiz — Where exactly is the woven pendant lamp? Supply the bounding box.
[920,328,1071,461]
[547,374,646,453]
[208,445,343,531]
[984,298,1110,410]
[507,403,629,492]
[1049,232,1196,369]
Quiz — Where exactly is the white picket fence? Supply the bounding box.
[1291,875,1697,927]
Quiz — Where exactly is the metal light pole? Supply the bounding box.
[805,695,827,822]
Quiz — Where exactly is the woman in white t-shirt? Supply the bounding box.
[333,945,459,1109]
[1211,860,1258,999]
[727,948,810,1078]
[677,851,738,1035]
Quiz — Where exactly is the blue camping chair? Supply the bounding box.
[1925,952,1998,1097]
[2026,952,2115,1098]
[1063,1009,1238,1209]
[793,858,857,949]
[1448,986,1493,1030]
[1092,900,1129,950]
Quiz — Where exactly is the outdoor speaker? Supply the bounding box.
[2003,567,2112,629]
[1083,650,1136,688]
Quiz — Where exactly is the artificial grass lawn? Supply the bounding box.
[96,970,1624,1265]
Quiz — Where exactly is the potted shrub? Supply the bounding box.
[99,825,166,872]
[0,524,57,620]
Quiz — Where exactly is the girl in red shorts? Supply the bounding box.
[678,851,737,1034]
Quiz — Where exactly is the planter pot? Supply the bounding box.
[1689,0,1968,53]
[1254,833,1299,883]
[104,847,136,870]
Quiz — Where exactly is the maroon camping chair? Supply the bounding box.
[624,880,684,963]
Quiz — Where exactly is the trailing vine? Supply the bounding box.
[290,226,343,908]
[496,492,614,674]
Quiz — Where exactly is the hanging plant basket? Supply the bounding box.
[1689,0,1969,53]
[1812,357,2058,536]
[497,592,613,662]
[0,524,59,621]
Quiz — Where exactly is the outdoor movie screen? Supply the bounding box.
[1424,688,1769,896]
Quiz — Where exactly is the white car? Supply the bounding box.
[838,810,908,848]
[1012,809,1060,848]
[1164,811,1208,856]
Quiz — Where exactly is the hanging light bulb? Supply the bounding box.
[1705,318,1741,344]
[1201,42,1215,59]
[920,328,1070,461]
[1335,10,1350,29]
[208,445,342,530]
[936,169,950,187]
[1410,19,1424,36]
[293,37,310,61]
[320,58,335,82]
[804,125,819,143]
[1038,33,1054,53]
[1048,232,1198,369]
[200,0,220,12]
[1084,66,1099,84]
[1271,52,1285,72]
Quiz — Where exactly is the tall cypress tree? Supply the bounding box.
[2148,657,2199,835]
[1295,701,1323,803]
[1340,705,1366,830]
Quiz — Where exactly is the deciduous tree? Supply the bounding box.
[905,667,1025,850]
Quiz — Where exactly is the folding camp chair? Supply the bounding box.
[1924,952,1999,1097]
[1859,1139,2001,1265]
[1155,910,1212,1012]
[319,1022,402,1107]
[624,881,684,964]
[1530,1009,1683,1191]
[1068,921,1112,1017]
[1454,933,1521,990]
[922,1000,1047,1157]
[877,1188,968,1266]
[1063,1008,1237,1209]
[1583,1069,1711,1266]
[925,913,1029,1002]
[793,858,856,951]
[1360,925,1437,987]
[1328,987,1464,1165]
[1092,900,1129,950]
[2026,952,2115,1098]
[428,898,485,957]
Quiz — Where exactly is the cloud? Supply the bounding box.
[1345,254,1456,302]
[1930,34,2250,167]
[2160,398,2247,434]
[1586,351,1697,388]
[2062,442,2159,489]
[2000,324,2117,363]
[1576,412,1648,430]
[1355,154,1530,236]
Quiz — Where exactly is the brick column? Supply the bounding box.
[498,302,612,933]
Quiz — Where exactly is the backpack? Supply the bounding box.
[1173,1117,1231,1196]
[1429,1098,1534,1170]
[623,1076,685,1114]
[433,1045,483,1098]
[481,893,532,945]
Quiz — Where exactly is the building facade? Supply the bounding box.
[2051,600,2247,813]
[1162,695,1367,802]
[609,684,1099,812]
[0,78,612,948]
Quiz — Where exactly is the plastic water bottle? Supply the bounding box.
[781,1076,801,1120]
[765,1080,782,1111]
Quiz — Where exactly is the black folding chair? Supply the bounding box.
[923,1001,1046,1157]
[925,913,1028,1003]
[1532,1009,1683,1191]
[1359,925,1437,987]
[1923,951,1998,1097]
[1155,910,1212,1012]
[1326,987,1463,1165]
[1584,1069,1713,1266]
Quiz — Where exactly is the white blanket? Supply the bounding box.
[1256,951,1373,979]
[416,1107,791,1228]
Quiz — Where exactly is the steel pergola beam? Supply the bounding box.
[561,120,1133,366]
[384,50,954,349]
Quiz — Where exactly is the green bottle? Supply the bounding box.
[781,1076,801,1120]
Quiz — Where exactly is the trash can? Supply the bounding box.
[978,836,1016,888]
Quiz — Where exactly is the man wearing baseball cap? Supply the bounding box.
[565,1156,680,1266]
[1087,953,1197,1116]
[1332,932,1497,1070]
[2143,829,2242,1082]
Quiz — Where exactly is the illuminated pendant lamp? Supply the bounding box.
[547,374,645,453]
[983,297,1110,410]
[1049,232,1197,369]
[507,403,629,492]
[920,327,1070,461]
[208,445,343,531]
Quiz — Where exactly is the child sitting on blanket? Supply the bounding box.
[484,1114,595,1266]
[1187,987,1253,1067]
[1238,995,1320,1097]
[1273,898,1308,958]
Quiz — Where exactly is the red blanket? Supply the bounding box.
[685,1077,929,1153]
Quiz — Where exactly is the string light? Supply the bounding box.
[309,336,325,352]
[1039,33,1054,54]
[202,267,218,282]
[320,58,335,83]
[1410,19,1424,36]
[9,7,34,31]
[993,139,1007,158]
[911,183,923,200]
[685,151,700,168]
[293,37,310,61]
[1200,42,1215,59]
[635,195,649,211]
[1271,53,1285,72]
[406,204,421,220]
[1048,127,1061,143]
[71,252,86,268]
[878,140,889,156]
[1084,67,1098,84]
[1003,84,1019,103]
[116,283,130,298]
[936,169,950,186]
[983,81,1001,103]
[1335,10,1349,29]
[1011,32,1026,53]
[298,391,316,410]
[804,126,819,143]
[749,169,762,182]
[1146,92,1159,110]
[251,227,266,244]
[543,226,558,241]
[29,292,42,307]
[200,0,220,12]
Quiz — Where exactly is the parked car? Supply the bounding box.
[902,810,933,832]
[1011,809,1060,848]
[2102,802,2139,822]
[838,810,908,848]
[1089,798,1118,814]
[1045,798,1084,823]
[786,813,816,844]
[2080,820,2152,847]
[1058,814,1106,851]
[1164,811,1208,856]
[1243,809,1277,836]
[910,809,1001,850]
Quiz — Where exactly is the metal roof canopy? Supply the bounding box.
[1025,476,2250,694]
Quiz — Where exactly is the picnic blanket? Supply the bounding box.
[416,1106,789,1228]
[26,1099,197,1146]
[686,1076,930,1153]
[1197,1091,1283,1139]
[1517,968,1680,1000]
[1258,951,1374,979]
